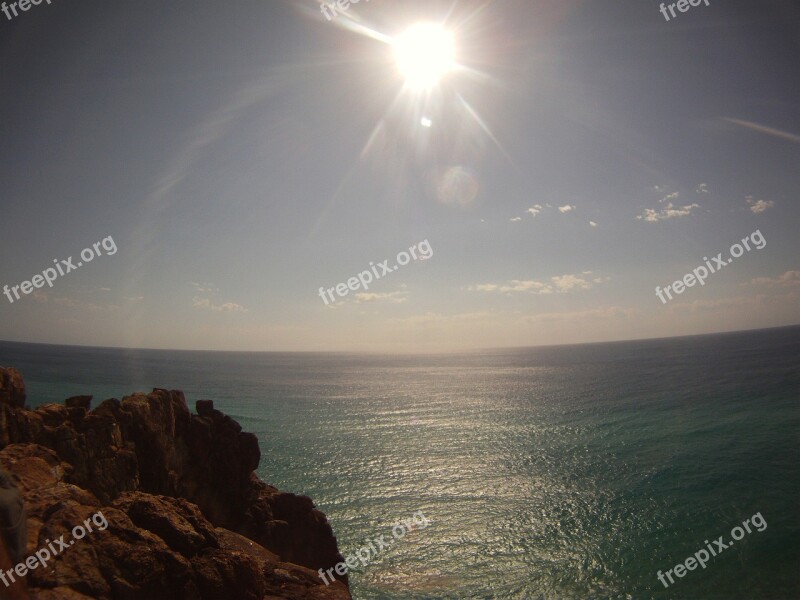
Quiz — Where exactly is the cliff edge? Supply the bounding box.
[0,367,350,600]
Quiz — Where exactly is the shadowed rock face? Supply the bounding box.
[0,367,350,600]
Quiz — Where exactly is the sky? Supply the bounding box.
[0,0,798,352]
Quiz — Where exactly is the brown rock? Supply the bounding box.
[0,367,26,408]
[0,369,350,600]
[64,396,92,410]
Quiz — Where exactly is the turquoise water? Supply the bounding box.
[1,326,798,599]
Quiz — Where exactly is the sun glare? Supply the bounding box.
[392,23,455,91]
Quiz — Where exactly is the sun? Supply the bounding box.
[392,23,455,91]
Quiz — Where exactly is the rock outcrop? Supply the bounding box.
[0,367,350,600]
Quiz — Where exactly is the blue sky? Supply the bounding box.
[1,0,798,351]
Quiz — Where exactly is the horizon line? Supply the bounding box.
[0,323,797,357]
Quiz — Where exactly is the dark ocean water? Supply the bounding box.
[1,326,798,599]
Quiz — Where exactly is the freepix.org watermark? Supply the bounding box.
[1,511,109,589]
[656,512,767,589]
[318,239,432,305]
[320,0,369,22]
[655,229,765,304]
[658,0,711,22]
[318,510,430,585]
[3,235,117,304]
[1,0,55,23]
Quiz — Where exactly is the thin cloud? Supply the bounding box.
[190,282,219,294]
[659,192,679,203]
[469,272,608,295]
[589,221,598,227]
[667,296,763,312]
[526,205,543,217]
[745,196,774,214]
[389,311,494,326]
[509,217,522,222]
[471,284,499,292]
[192,297,248,313]
[52,297,119,312]
[695,184,709,194]
[558,204,575,213]
[637,203,700,222]
[354,292,408,304]
[745,270,800,287]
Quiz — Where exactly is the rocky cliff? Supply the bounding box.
[0,367,351,600]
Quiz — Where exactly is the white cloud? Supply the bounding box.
[470,284,499,292]
[589,221,597,227]
[695,184,709,194]
[746,270,800,287]
[354,292,408,304]
[551,274,592,292]
[667,296,762,312]
[745,197,774,214]
[637,202,700,222]
[558,204,575,213]
[389,311,494,326]
[659,192,679,203]
[52,297,117,312]
[526,205,542,217]
[500,280,553,294]
[192,297,248,313]
[190,282,219,294]
[469,272,608,295]
[509,217,522,222]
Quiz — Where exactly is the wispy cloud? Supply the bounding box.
[388,311,494,326]
[637,202,700,222]
[190,282,219,294]
[589,221,598,227]
[355,291,408,304]
[667,296,763,312]
[469,272,608,295]
[509,203,575,221]
[745,270,800,287]
[659,192,679,203]
[551,274,593,292]
[192,297,248,313]
[745,196,774,214]
[52,297,120,312]
[695,183,709,194]
[526,204,543,217]
[471,284,499,292]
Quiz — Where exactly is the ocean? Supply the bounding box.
[1,326,798,599]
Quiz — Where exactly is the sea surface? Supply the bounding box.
[1,326,799,599]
